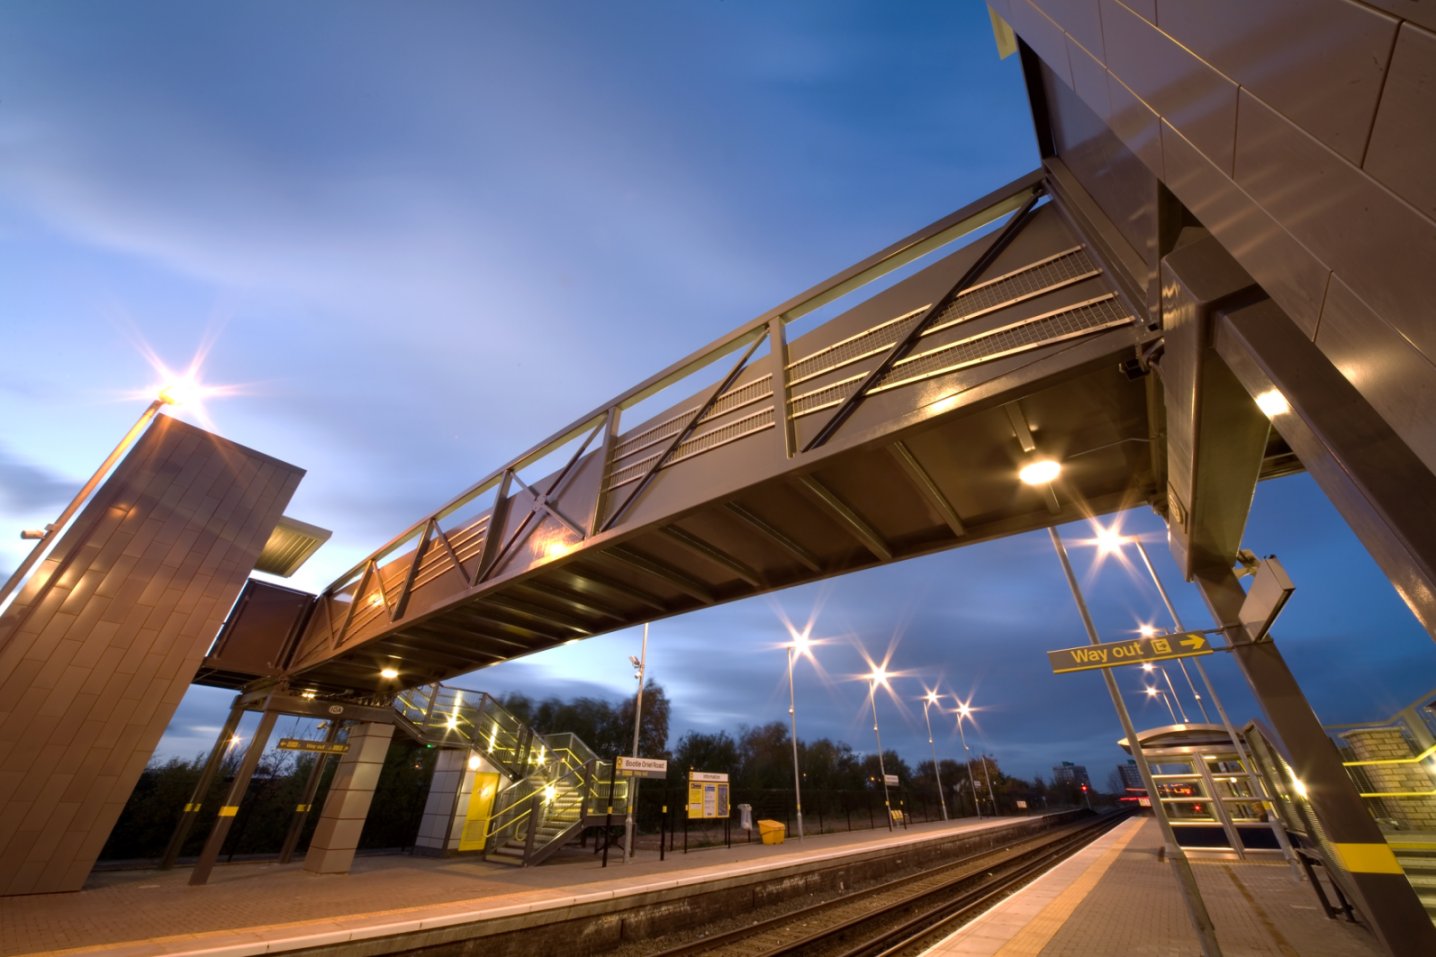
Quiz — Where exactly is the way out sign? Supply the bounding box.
[1047,632,1212,675]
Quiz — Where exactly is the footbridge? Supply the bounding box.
[201,173,1289,697]
[6,4,1436,951]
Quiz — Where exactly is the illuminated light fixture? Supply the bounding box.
[1018,458,1061,486]
[867,665,891,689]
[366,593,384,609]
[925,690,940,706]
[543,784,557,803]
[1138,624,1157,638]
[158,376,204,408]
[1254,389,1290,418]
[1142,662,1155,672]
[1145,686,1159,697]
[467,753,482,771]
[446,715,459,731]
[301,689,317,700]
[379,666,400,680]
[1291,777,1309,799]
[1094,524,1126,556]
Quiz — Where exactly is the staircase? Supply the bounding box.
[391,683,618,866]
[1393,845,1436,925]
[488,784,588,866]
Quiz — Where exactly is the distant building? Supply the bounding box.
[1051,761,1091,791]
[1117,760,1144,791]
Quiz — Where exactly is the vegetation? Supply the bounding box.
[103,680,1072,862]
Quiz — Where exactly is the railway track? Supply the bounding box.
[644,811,1129,957]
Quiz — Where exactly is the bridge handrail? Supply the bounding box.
[321,170,1045,596]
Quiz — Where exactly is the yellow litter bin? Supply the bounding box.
[757,819,786,845]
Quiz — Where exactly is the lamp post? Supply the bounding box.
[866,667,894,831]
[623,623,648,860]
[1049,526,1220,957]
[786,627,810,840]
[1145,684,1179,724]
[922,690,948,821]
[1142,660,1189,722]
[954,701,981,818]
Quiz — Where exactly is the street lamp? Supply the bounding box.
[1145,684,1179,724]
[922,690,948,821]
[954,700,982,818]
[623,623,649,860]
[1095,527,1210,723]
[785,626,812,840]
[1142,660,1189,722]
[865,666,894,831]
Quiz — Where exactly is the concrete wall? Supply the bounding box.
[0,416,302,894]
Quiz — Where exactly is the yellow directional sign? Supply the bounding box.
[1047,632,1212,675]
[277,738,349,754]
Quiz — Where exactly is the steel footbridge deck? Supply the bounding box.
[200,170,1292,698]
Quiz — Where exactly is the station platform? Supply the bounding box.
[0,814,1383,957]
[925,817,1383,957]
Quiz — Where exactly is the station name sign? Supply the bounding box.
[277,738,349,754]
[616,755,668,778]
[1047,632,1212,675]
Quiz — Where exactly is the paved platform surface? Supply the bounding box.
[0,815,1390,957]
[0,815,1018,957]
[926,817,1384,957]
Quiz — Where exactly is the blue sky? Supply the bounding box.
[2,1,1432,788]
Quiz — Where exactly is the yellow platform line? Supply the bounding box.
[994,820,1145,957]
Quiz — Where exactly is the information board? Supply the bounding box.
[687,770,730,819]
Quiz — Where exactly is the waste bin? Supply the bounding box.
[758,819,785,845]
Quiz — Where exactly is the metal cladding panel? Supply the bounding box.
[1316,276,1436,477]
[1234,89,1436,369]
[1160,120,1329,339]
[1098,0,1239,175]
[1154,0,1397,166]
[198,579,313,682]
[1039,60,1158,272]
[1361,22,1436,224]
[0,416,302,894]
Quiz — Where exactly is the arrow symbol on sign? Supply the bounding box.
[1180,635,1207,651]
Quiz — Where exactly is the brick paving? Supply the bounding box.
[0,816,1390,957]
[0,817,1015,957]
[928,818,1385,957]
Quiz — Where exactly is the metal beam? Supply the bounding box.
[888,441,966,538]
[561,565,669,614]
[795,475,892,561]
[1214,299,1436,640]
[725,502,822,573]
[660,526,763,588]
[602,332,765,532]
[802,186,1043,452]
[1193,566,1436,956]
[605,546,716,604]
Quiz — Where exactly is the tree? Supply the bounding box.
[671,730,739,781]
[735,722,794,789]
[616,679,670,759]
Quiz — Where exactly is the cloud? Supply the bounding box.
[0,446,75,512]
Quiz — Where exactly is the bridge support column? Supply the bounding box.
[414,748,469,855]
[303,722,393,874]
[1193,568,1436,957]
